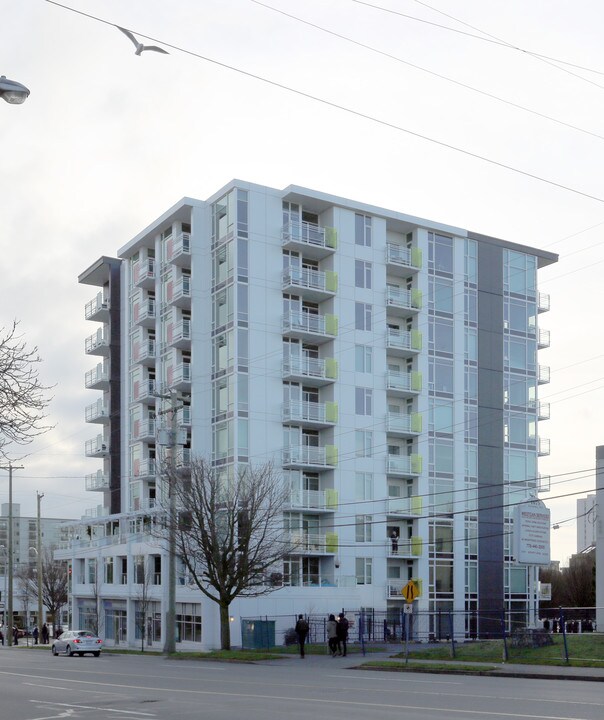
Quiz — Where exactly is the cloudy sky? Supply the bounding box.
[2,0,603,564]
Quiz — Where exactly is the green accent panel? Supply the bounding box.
[325,532,339,553]
[411,247,422,268]
[325,402,338,424]
[411,371,422,392]
[410,412,422,433]
[325,488,338,509]
[411,577,423,597]
[410,454,422,474]
[325,314,338,336]
[411,536,423,556]
[326,445,338,466]
[325,227,338,248]
[411,288,423,309]
[325,271,338,293]
[410,495,422,515]
[325,358,338,379]
[411,330,422,350]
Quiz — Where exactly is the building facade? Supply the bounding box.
[577,494,597,554]
[59,180,557,649]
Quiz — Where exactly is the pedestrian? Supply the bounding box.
[33,626,39,645]
[13,626,18,646]
[0,628,3,646]
[294,614,309,658]
[390,529,399,554]
[326,614,338,657]
[42,623,49,644]
[336,613,349,656]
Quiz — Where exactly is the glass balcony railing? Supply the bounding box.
[282,266,337,296]
[386,243,422,270]
[282,221,337,251]
[386,412,422,435]
[283,445,338,467]
[283,400,338,425]
[283,310,338,339]
[286,531,338,554]
[283,356,338,382]
[287,488,338,511]
[387,454,422,476]
[386,287,422,312]
[386,370,422,394]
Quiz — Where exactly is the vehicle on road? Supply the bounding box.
[51,630,103,657]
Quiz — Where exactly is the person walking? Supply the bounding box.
[294,614,309,658]
[32,626,39,645]
[13,626,18,646]
[326,614,338,657]
[336,613,349,656]
[41,623,49,644]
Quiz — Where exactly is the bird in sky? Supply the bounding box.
[117,26,169,56]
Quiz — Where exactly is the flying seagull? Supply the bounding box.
[117,26,169,56]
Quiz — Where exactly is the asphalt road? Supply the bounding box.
[1,647,603,720]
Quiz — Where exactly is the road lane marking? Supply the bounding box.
[24,683,71,690]
[325,673,462,684]
[32,702,156,717]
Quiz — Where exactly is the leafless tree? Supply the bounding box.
[164,459,292,650]
[18,548,68,631]
[0,321,54,459]
[134,557,154,652]
[15,564,36,639]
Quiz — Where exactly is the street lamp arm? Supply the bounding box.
[0,76,30,104]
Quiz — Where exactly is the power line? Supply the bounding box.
[44,0,604,205]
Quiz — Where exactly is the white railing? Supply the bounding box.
[283,356,326,379]
[85,398,107,422]
[137,338,156,362]
[386,413,414,434]
[137,459,157,477]
[283,310,326,336]
[85,293,109,320]
[283,400,326,424]
[386,328,414,350]
[283,266,328,293]
[286,532,331,553]
[136,299,156,324]
[85,470,109,491]
[386,371,414,393]
[169,232,191,261]
[135,379,156,401]
[287,489,328,510]
[170,319,191,345]
[538,365,550,383]
[85,328,107,353]
[135,418,156,440]
[387,455,414,475]
[171,275,191,302]
[85,364,109,388]
[171,363,191,386]
[387,497,414,515]
[386,287,415,309]
[134,257,155,285]
[85,435,107,456]
[386,243,413,267]
[283,445,327,466]
[282,220,327,248]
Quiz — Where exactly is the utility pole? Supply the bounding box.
[37,492,44,642]
[1,463,24,647]
[155,389,180,655]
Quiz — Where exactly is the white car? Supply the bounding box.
[51,630,103,657]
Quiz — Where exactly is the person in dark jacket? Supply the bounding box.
[336,613,349,656]
[326,614,338,656]
[295,614,309,658]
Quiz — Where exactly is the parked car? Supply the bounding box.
[51,630,103,657]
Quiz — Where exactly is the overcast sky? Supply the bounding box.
[2,0,603,564]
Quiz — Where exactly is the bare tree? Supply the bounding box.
[134,557,154,652]
[0,321,54,458]
[164,459,292,650]
[18,547,69,632]
[15,564,36,639]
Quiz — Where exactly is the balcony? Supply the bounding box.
[175,447,191,470]
[386,578,422,600]
[282,266,337,302]
[386,243,422,275]
[177,406,192,427]
[286,488,338,512]
[166,231,191,267]
[537,328,550,349]
[386,370,422,396]
[85,435,108,457]
[282,356,337,386]
[133,418,156,443]
[134,258,156,289]
[85,328,109,356]
[85,398,108,424]
[85,363,109,390]
[386,328,422,357]
[529,400,550,420]
[538,473,551,492]
[282,221,337,259]
[386,287,422,315]
[167,275,191,309]
[538,292,550,313]
[283,400,338,428]
[283,310,337,344]
[537,437,550,456]
[85,293,109,322]
[169,362,191,391]
[386,496,422,517]
[386,536,423,558]
[133,338,156,366]
[133,298,156,328]
[538,365,550,385]
[283,445,338,469]
[286,531,338,555]
[134,458,157,479]
[168,319,191,349]
[387,454,422,477]
[85,470,109,492]
[386,412,422,437]
[134,379,157,404]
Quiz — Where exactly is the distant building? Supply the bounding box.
[577,494,597,554]
[58,180,557,649]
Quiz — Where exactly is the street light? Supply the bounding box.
[0,75,30,104]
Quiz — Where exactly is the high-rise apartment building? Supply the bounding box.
[577,494,597,554]
[61,180,557,649]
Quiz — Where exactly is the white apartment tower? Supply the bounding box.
[64,180,557,649]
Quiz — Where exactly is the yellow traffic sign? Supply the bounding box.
[401,580,418,602]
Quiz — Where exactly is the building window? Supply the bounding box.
[355,213,372,246]
[355,387,372,415]
[355,302,372,331]
[355,515,372,543]
[355,260,372,289]
[356,557,372,585]
[355,430,373,457]
[355,345,372,373]
[176,603,202,643]
[355,472,373,500]
[87,559,97,585]
[104,557,114,584]
[134,555,145,584]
